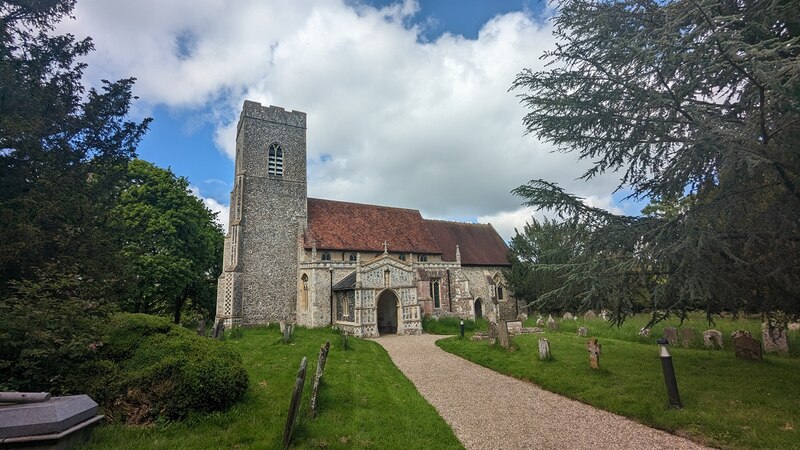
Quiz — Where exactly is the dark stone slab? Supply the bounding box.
[0,395,98,439]
[734,335,763,360]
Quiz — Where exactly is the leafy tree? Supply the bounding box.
[0,1,148,392]
[511,0,800,326]
[506,218,588,313]
[112,160,224,324]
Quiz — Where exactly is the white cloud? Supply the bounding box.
[190,186,230,232]
[64,1,626,224]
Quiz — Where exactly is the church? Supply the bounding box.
[215,101,523,337]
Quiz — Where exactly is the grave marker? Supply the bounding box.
[587,338,602,369]
[282,357,308,450]
[309,341,331,418]
[538,338,551,360]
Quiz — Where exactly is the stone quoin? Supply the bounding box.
[215,102,523,336]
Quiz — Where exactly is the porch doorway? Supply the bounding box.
[377,290,399,335]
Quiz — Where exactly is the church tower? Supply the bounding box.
[216,101,307,327]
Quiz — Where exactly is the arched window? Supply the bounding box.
[349,253,357,262]
[268,143,283,176]
[300,274,309,311]
[431,279,441,309]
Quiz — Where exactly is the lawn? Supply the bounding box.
[437,315,800,450]
[82,325,463,449]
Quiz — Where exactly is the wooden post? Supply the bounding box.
[282,357,308,450]
[309,341,331,417]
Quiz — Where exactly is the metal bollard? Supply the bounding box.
[460,320,465,338]
[657,337,683,408]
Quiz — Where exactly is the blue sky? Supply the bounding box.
[64,0,646,239]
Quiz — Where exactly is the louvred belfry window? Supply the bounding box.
[268,143,283,176]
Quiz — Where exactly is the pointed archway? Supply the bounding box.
[377,290,400,335]
[474,298,483,319]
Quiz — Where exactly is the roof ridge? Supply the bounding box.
[424,218,489,226]
[308,197,422,213]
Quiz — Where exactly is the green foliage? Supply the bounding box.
[438,317,800,449]
[511,0,800,326]
[83,326,463,449]
[506,218,590,313]
[112,160,224,323]
[88,314,248,424]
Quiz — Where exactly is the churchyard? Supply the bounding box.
[434,312,800,449]
[81,325,462,450]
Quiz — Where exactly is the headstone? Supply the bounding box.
[577,326,588,337]
[703,329,723,349]
[309,341,331,418]
[788,323,800,331]
[487,321,498,345]
[731,329,752,340]
[536,317,544,327]
[734,335,763,360]
[762,322,789,354]
[663,327,678,345]
[282,357,308,450]
[587,338,602,369]
[600,310,609,321]
[538,338,551,360]
[562,312,574,321]
[280,320,294,343]
[517,312,528,321]
[506,320,523,335]
[584,311,596,321]
[213,318,225,340]
[497,321,511,349]
[678,328,697,347]
[547,315,559,331]
[638,327,651,338]
[197,320,206,337]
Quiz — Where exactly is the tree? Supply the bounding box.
[0,1,149,392]
[506,217,589,313]
[112,160,224,324]
[511,0,800,326]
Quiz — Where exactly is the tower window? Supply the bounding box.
[268,143,284,176]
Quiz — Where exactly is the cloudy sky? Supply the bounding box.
[61,0,645,240]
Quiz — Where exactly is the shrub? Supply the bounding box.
[88,313,248,424]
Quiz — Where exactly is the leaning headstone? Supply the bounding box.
[213,318,225,340]
[678,328,697,347]
[703,330,724,349]
[538,338,551,360]
[587,338,602,369]
[584,311,596,321]
[734,335,763,361]
[577,326,588,337]
[497,321,511,349]
[197,320,206,337]
[536,317,544,327]
[762,322,789,354]
[638,328,651,338]
[282,357,308,450]
[663,327,678,345]
[309,341,331,418]
[547,315,559,331]
[563,312,574,321]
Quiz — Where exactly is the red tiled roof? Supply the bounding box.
[425,219,510,266]
[305,198,441,254]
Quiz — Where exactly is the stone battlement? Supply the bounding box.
[241,100,306,129]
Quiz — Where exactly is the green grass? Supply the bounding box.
[82,325,463,449]
[421,316,487,335]
[437,318,800,450]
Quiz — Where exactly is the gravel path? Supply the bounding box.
[372,334,710,450]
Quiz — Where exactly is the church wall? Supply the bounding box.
[459,266,521,321]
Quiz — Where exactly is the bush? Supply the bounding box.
[88,313,248,424]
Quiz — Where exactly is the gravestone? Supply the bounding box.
[547,315,559,331]
[577,326,588,337]
[536,317,544,327]
[197,320,205,337]
[280,320,295,343]
[600,310,609,321]
[309,341,331,418]
[703,330,723,349]
[762,322,789,354]
[487,321,498,345]
[732,330,752,340]
[517,312,528,321]
[212,318,225,340]
[506,320,523,335]
[734,335,763,360]
[538,338,551,360]
[663,327,678,345]
[788,323,800,331]
[638,328,651,338]
[497,321,511,349]
[282,357,308,450]
[679,328,697,347]
[0,393,103,448]
[587,338,602,369]
[584,311,596,321]
[563,312,574,321]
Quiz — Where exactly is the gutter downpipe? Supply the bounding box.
[447,269,452,312]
